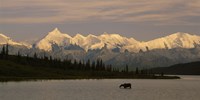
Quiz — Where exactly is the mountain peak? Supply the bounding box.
[53,27,59,32]
[0,33,26,46]
[46,28,71,38]
[35,28,72,51]
[74,33,85,38]
[0,33,10,40]
[49,28,61,35]
[101,32,122,37]
[145,32,200,50]
[0,33,11,43]
[170,32,191,37]
[87,34,97,38]
[164,32,198,41]
[34,29,200,52]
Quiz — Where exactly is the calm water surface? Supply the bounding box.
[0,75,200,100]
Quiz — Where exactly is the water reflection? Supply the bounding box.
[0,76,200,100]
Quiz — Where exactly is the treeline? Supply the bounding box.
[0,44,163,74]
[0,44,180,81]
[134,67,162,75]
[0,44,116,72]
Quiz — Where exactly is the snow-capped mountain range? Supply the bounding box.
[0,28,200,69]
[0,33,25,46]
[35,28,200,52]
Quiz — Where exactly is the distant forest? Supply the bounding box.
[0,44,118,72]
[0,44,180,81]
[151,61,200,75]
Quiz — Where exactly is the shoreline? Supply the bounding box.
[0,75,180,82]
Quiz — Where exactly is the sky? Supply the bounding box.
[0,0,200,42]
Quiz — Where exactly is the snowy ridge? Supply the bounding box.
[35,28,200,52]
[0,33,27,46]
[1,29,200,68]
[35,28,140,51]
[1,28,199,53]
[36,28,72,51]
[144,32,200,50]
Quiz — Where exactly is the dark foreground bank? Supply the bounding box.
[0,49,180,82]
[0,59,180,82]
[0,76,180,82]
[151,61,200,75]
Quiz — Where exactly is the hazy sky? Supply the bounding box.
[0,0,200,42]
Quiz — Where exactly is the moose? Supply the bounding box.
[119,83,131,89]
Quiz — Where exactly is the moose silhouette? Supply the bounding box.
[119,83,131,89]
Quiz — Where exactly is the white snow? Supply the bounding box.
[143,32,200,50]
[0,33,26,46]
[33,28,200,52]
[1,29,200,68]
[36,28,72,51]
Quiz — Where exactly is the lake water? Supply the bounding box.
[0,76,200,100]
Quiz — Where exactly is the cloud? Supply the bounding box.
[0,0,200,25]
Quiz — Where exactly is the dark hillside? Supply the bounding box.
[151,61,200,75]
